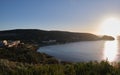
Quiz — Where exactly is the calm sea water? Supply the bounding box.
[38,39,120,62]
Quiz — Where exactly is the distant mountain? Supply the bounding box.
[0,29,114,44]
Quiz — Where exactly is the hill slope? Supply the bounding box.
[0,29,114,44]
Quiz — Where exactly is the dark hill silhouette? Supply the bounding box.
[0,29,114,44]
[101,35,115,40]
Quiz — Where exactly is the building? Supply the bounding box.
[0,40,21,48]
[42,40,56,44]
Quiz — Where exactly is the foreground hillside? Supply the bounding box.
[0,46,120,75]
[0,59,120,75]
[0,47,58,64]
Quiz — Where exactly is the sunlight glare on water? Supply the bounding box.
[103,38,118,62]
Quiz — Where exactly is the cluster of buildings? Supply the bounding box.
[0,40,21,48]
[42,40,56,44]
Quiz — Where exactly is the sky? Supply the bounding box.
[0,0,120,34]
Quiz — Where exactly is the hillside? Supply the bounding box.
[0,29,114,44]
[0,29,105,42]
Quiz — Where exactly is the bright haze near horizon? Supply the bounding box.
[0,0,120,35]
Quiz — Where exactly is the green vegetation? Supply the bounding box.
[0,47,58,64]
[0,47,120,75]
[0,59,120,75]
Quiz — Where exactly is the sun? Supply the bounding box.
[99,17,120,36]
